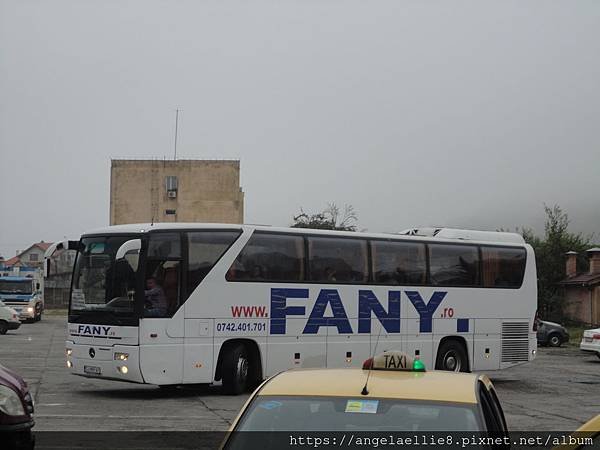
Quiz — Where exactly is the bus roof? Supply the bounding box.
[81,223,526,246]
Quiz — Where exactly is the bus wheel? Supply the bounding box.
[436,340,469,372]
[0,321,7,335]
[222,343,249,395]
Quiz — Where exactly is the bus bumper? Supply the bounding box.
[65,341,144,383]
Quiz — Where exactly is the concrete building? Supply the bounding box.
[560,248,600,326]
[110,159,244,225]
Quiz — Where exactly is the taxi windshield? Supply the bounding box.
[234,396,480,432]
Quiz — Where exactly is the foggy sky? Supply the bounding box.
[1,0,599,259]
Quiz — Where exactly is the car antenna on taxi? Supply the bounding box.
[361,326,382,396]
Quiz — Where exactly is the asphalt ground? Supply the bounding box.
[1,316,599,432]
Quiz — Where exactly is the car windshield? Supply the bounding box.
[234,396,480,432]
[70,235,140,320]
[0,280,33,294]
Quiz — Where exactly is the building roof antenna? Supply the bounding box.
[173,109,180,160]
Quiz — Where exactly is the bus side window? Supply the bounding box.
[226,233,305,282]
[429,244,480,287]
[482,246,526,288]
[308,237,368,283]
[371,240,426,285]
[187,231,240,295]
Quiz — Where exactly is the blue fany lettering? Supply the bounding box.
[77,325,112,336]
[358,290,400,334]
[303,289,352,334]
[269,289,447,335]
[270,288,308,334]
[405,291,447,333]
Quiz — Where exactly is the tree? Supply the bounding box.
[291,203,358,231]
[521,205,593,321]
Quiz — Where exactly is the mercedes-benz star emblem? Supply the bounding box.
[89,348,95,358]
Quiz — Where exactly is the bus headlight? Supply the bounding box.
[66,360,73,369]
[117,366,129,374]
[114,352,129,361]
[66,348,73,357]
[0,385,25,416]
[27,307,34,313]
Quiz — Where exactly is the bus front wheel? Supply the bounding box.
[435,340,469,372]
[222,343,249,395]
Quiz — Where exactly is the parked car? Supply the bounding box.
[580,327,600,359]
[0,364,35,450]
[224,351,509,449]
[0,301,21,335]
[537,320,570,347]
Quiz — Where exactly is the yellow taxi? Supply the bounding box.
[555,415,600,450]
[223,351,509,448]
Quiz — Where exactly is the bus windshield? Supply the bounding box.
[0,280,33,295]
[69,235,140,323]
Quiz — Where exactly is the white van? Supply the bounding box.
[0,300,21,334]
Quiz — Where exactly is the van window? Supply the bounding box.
[308,237,368,283]
[429,244,479,286]
[371,241,426,285]
[227,233,305,282]
[482,247,526,288]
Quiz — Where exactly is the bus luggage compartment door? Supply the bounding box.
[183,319,213,383]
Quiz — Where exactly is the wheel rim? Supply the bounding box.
[550,336,560,346]
[236,356,248,384]
[443,351,461,371]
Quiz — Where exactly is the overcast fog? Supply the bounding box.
[1,0,599,258]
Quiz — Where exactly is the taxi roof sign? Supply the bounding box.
[362,351,426,372]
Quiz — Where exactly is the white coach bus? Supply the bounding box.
[59,224,537,394]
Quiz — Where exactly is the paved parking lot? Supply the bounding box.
[1,316,599,432]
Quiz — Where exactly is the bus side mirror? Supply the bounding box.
[116,239,142,271]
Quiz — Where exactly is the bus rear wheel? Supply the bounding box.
[222,343,249,395]
[435,340,469,372]
[0,321,7,335]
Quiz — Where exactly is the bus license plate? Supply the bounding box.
[84,365,101,375]
[584,337,593,343]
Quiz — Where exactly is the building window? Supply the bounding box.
[29,253,39,262]
[165,176,178,192]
